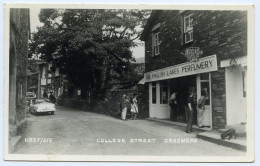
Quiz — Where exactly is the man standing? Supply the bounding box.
[185,88,195,133]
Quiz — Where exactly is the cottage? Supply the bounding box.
[140,10,247,129]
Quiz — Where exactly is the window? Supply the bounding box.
[184,14,193,43]
[42,67,46,79]
[152,82,156,104]
[160,81,168,104]
[152,32,160,56]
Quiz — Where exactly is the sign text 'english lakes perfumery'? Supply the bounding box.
[144,55,218,82]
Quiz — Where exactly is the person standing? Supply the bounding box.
[169,92,178,121]
[77,89,81,101]
[49,92,56,104]
[43,90,48,98]
[185,88,195,133]
[121,94,128,120]
[47,91,51,99]
[130,93,138,120]
[197,90,208,128]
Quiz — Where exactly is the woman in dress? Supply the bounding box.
[121,94,128,120]
[197,90,208,128]
[130,93,138,120]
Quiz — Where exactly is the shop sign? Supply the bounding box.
[144,54,217,82]
[184,47,203,62]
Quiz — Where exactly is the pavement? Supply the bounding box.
[147,118,247,152]
[14,106,246,156]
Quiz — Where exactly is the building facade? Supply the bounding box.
[9,8,30,152]
[141,10,247,129]
[38,62,64,98]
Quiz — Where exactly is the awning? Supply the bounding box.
[138,77,145,85]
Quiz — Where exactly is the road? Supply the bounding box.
[15,106,245,156]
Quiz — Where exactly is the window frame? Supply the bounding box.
[183,14,194,43]
[152,31,160,56]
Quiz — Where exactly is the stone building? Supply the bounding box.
[140,10,247,129]
[9,8,30,152]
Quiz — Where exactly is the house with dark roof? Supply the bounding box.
[141,10,248,130]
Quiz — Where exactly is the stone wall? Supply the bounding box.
[9,8,30,152]
[211,69,226,129]
[144,10,247,72]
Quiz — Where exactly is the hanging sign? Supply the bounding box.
[184,47,203,62]
[144,54,218,82]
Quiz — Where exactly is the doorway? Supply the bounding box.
[196,73,212,128]
[169,75,197,123]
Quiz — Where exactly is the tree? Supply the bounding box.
[30,9,150,98]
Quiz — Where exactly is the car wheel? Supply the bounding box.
[51,111,54,115]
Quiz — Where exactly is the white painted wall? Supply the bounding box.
[225,67,247,125]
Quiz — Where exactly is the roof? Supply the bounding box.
[140,10,160,41]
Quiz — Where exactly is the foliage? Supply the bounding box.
[30,9,150,97]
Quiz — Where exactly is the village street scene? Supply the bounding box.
[8,7,249,158]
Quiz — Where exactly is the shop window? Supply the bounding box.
[242,68,247,97]
[152,32,160,56]
[183,14,193,43]
[152,82,156,104]
[160,81,168,104]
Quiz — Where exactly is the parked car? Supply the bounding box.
[29,99,55,115]
[26,92,36,100]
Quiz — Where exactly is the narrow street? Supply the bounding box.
[15,106,245,156]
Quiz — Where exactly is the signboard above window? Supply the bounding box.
[144,55,217,82]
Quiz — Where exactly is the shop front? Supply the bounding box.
[145,55,218,128]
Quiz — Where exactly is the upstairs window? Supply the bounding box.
[152,32,160,56]
[184,14,193,43]
[151,23,161,57]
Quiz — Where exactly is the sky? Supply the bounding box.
[29,8,145,59]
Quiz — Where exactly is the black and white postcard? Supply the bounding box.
[3,3,255,162]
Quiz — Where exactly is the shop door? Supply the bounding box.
[157,81,170,119]
[196,73,212,128]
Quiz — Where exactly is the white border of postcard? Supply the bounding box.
[3,3,255,162]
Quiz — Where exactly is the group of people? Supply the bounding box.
[170,88,209,133]
[43,90,56,104]
[121,93,138,121]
